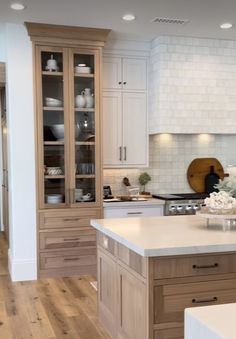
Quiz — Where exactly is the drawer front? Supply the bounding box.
[40,248,96,269]
[97,232,116,256]
[154,327,184,339]
[39,209,101,229]
[104,206,163,218]
[153,253,236,279]
[39,230,96,251]
[154,279,236,324]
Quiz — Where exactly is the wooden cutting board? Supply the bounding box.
[187,158,225,193]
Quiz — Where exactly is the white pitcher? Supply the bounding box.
[82,88,94,108]
[75,94,86,108]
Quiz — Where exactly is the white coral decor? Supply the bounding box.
[204,191,236,210]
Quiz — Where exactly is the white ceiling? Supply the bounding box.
[1,0,236,42]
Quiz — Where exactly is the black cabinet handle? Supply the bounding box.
[118,81,122,85]
[123,81,127,85]
[192,263,218,269]
[192,297,217,304]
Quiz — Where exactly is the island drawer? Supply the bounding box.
[153,253,236,279]
[39,209,101,229]
[97,232,116,256]
[39,229,96,251]
[154,327,183,339]
[153,278,236,324]
[40,248,97,269]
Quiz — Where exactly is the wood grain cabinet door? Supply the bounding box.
[98,248,117,339]
[117,265,148,339]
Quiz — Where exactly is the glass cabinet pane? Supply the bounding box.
[72,51,97,204]
[41,50,67,206]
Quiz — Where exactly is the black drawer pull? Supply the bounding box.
[118,81,122,85]
[63,238,80,242]
[64,257,79,261]
[63,218,80,222]
[192,263,218,269]
[192,297,217,304]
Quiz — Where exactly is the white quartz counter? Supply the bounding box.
[103,198,164,208]
[91,215,236,257]
[185,303,236,339]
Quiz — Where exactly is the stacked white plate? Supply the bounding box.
[46,194,63,204]
[74,64,91,74]
[45,97,63,107]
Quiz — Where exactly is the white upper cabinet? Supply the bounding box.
[103,91,147,167]
[103,56,147,91]
[103,92,122,166]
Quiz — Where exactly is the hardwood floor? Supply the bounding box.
[0,232,111,339]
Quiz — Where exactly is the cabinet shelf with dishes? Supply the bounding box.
[26,22,110,278]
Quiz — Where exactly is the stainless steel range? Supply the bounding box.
[152,193,208,216]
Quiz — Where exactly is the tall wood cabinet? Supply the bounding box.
[26,23,110,278]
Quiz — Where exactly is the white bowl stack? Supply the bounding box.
[46,194,63,204]
[74,63,91,74]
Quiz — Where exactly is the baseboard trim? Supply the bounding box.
[8,249,37,281]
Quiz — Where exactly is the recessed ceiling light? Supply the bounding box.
[10,2,26,10]
[122,14,136,21]
[220,22,233,29]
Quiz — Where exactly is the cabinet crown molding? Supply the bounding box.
[25,22,111,46]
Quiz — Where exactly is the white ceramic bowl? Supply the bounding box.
[46,194,63,204]
[45,97,63,107]
[51,124,64,140]
[51,124,79,140]
[75,66,91,74]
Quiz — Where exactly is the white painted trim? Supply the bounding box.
[8,249,37,282]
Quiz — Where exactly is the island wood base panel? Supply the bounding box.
[97,231,236,339]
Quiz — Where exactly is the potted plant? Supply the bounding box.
[138,172,151,195]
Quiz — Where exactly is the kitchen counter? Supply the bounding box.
[103,198,164,207]
[91,215,236,257]
[185,303,236,339]
[93,215,236,339]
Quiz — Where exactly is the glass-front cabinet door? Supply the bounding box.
[69,49,99,205]
[37,46,70,208]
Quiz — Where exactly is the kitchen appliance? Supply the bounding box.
[103,185,112,199]
[152,193,208,216]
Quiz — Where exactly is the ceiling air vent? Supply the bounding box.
[151,17,189,25]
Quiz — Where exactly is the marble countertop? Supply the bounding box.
[91,215,236,257]
[185,303,236,339]
[103,198,164,208]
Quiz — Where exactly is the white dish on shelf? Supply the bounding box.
[75,65,91,74]
[46,194,63,204]
[51,124,64,140]
[45,97,63,107]
[47,167,63,175]
[45,65,59,72]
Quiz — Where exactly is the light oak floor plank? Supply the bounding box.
[0,232,111,339]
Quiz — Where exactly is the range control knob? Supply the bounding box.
[169,205,177,214]
[193,204,200,211]
[177,205,183,212]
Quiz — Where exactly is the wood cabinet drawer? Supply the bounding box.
[154,278,236,324]
[154,327,184,339]
[40,248,96,269]
[153,253,236,279]
[39,209,101,229]
[117,243,147,277]
[39,230,96,251]
[97,232,116,256]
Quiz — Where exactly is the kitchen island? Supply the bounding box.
[91,215,236,339]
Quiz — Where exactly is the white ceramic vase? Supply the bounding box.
[75,94,86,108]
[82,88,94,108]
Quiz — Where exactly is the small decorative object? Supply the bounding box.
[45,54,58,72]
[138,172,151,194]
[204,191,236,214]
[82,88,94,108]
[75,93,86,108]
[215,176,236,197]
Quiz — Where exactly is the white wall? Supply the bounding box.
[5,24,36,281]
